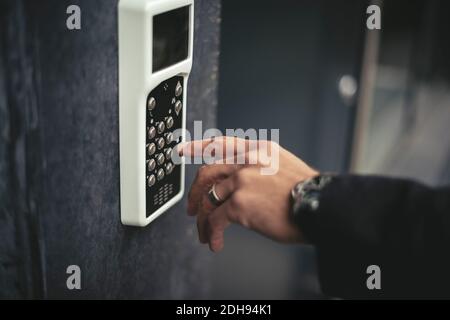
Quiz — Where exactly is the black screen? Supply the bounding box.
[153,6,190,73]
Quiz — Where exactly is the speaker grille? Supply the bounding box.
[153,183,174,206]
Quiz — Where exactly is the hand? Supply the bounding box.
[178,137,318,252]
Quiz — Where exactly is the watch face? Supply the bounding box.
[302,190,321,212]
[291,174,335,214]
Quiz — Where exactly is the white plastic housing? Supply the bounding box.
[119,0,194,226]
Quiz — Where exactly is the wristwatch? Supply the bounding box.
[290,174,335,242]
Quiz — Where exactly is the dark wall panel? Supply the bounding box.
[0,0,221,299]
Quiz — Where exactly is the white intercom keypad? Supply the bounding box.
[119,0,194,226]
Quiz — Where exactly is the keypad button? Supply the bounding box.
[147,159,156,172]
[165,162,173,175]
[165,132,174,144]
[157,168,165,181]
[147,143,156,156]
[148,97,156,111]
[175,81,183,97]
[148,126,156,140]
[157,137,165,150]
[147,175,156,187]
[157,121,165,134]
[156,153,165,165]
[175,101,182,115]
[164,148,173,160]
[166,117,174,129]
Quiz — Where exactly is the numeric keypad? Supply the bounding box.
[145,76,184,217]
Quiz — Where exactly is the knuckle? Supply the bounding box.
[240,217,250,229]
[235,169,251,187]
[230,191,246,210]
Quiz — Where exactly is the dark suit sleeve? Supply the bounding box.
[298,175,450,299]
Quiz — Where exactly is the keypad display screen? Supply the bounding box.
[153,6,190,73]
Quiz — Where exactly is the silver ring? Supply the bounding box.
[208,183,224,206]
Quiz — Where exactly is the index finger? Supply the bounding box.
[178,137,254,159]
[177,138,215,158]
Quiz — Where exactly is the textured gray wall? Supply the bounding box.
[0,0,221,299]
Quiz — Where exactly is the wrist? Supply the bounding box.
[290,173,335,244]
